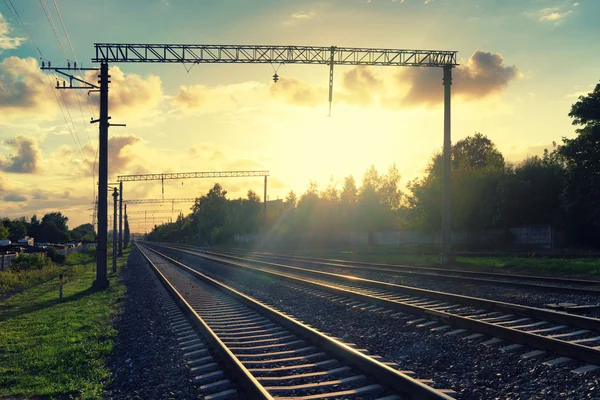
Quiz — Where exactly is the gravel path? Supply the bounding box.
[104,248,199,399]
[161,248,600,400]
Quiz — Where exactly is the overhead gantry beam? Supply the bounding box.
[124,198,196,205]
[117,170,269,181]
[127,209,183,215]
[93,44,457,67]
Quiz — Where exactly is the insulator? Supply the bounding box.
[74,62,77,69]
[41,61,45,68]
[67,61,70,69]
[273,73,279,83]
[56,80,60,88]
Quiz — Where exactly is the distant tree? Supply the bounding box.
[559,82,600,245]
[124,216,130,248]
[284,190,298,209]
[38,212,70,243]
[70,223,95,242]
[27,215,41,238]
[407,133,505,233]
[340,175,358,206]
[0,224,9,240]
[8,219,27,241]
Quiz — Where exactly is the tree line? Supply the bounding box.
[0,212,96,244]
[147,82,600,247]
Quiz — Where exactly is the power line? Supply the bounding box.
[39,0,68,60]
[4,0,44,59]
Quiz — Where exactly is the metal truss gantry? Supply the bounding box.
[127,209,183,215]
[94,43,457,264]
[118,170,270,227]
[43,42,457,290]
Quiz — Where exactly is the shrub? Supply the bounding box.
[10,253,51,271]
[46,247,66,264]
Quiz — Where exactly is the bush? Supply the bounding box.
[47,247,66,264]
[10,253,51,271]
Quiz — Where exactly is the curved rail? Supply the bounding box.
[150,242,600,367]
[138,243,454,400]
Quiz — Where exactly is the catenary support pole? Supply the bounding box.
[440,65,453,265]
[112,187,118,273]
[263,175,268,230]
[118,181,123,256]
[93,62,110,289]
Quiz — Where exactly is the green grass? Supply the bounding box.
[0,247,130,399]
[0,249,97,296]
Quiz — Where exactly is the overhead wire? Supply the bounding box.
[50,0,99,199]
[5,0,97,213]
[38,0,97,191]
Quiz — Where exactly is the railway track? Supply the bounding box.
[147,242,600,372]
[210,248,600,297]
[136,243,455,400]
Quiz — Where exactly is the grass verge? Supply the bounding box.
[0,247,130,399]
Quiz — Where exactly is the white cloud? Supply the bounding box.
[0,12,23,51]
[291,11,316,20]
[539,8,572,21]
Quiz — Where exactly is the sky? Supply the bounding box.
[0,0,599,232]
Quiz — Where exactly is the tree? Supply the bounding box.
[0,224,9,240]
[7,219,27,241]
[70,223,95,242]
[285,190,298,209]
[124,216,130,248]
[559,82,600,245]
[407,133,505,233]
[38,212,70,243]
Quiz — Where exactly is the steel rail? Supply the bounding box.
[218,248,600,288]
[149,243,600,366]
[140,244,454,400]
[211,249,600,296]
[135,244,273,400]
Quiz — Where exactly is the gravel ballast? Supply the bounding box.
[214,253,600,315]
[158,247,600,400]
[104,248,200,399]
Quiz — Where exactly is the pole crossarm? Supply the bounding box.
[117,170,270,182]
[124,198,197,205]
[93,43,458,67]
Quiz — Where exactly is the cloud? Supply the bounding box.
[97,66,163,116]
[0,12,23,51]
[172,82,263,113]
[539,7,572,21]
[0,135,42,173]
[291,11,316,20]
[400,50,520,107]
[339,66,384,106]
[4,194,27,202]
[82,134,148,177]
[0,57,162,119]
[269,77,325,107]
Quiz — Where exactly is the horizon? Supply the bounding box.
[1,0,598,228]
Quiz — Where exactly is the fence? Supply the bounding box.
[56,243,96,256]
[0,254,17,271]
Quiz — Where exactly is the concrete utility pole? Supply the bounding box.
[119,181,123,256]
[440,66,453,265]
[112,187,118,273]
[94,63,110,288]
